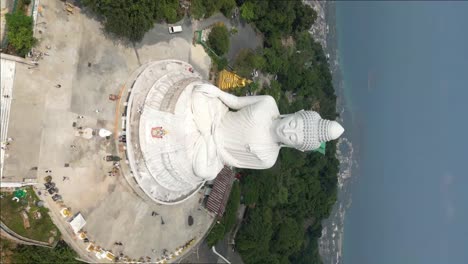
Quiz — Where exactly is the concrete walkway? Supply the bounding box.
[0,58,15,179]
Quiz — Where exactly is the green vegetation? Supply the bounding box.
[213,56,228,71]
[206,221,225,247]
[227,1,338,264]
[5,12,37,57]
[240,2,255,22]
[208,24,230,56]
[12,240,81,264]
[236,129,338,264]
[82,0,184,41]
[202,23,230,70]
[190,0,236,19]
[0,187,60,243]
[15,0,32,14]
[233,49,265,78]
[1,238,15,263]
[242,1,316,43]
[205,181,241,246]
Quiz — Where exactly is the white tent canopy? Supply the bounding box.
[69,213,86,234]
[98,128,112,138]
[0,181,36,188]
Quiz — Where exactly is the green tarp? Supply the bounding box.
[314,142,326,155]
[13,189,27,199]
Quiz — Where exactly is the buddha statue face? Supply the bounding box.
[272,113,305,148]
[273,110,345,151]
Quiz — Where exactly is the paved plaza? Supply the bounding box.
[1,0,214,262]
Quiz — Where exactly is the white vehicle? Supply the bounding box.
[168,25,183,34]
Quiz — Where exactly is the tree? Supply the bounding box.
[242,173,260,205]
[233,3,339,264]
[234,49,266,78]
[240,2,255,21]
[219,0,236,17]
[190,0,206,19]
[222,181,241,231]
[82,0,182,41]
[214,56,228,70]
[293,4,317,32]
[236,207,273,263]
[12,240,80,264]
[271,218,303,255]
[202,0,218,18]
[208,24,230,56]
[190,0,235,19]
[5,12,36,57]
[206,223,225,247]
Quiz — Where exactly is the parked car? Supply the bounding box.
[48,187,58,195]
[44,182,55,189]
[168,25,182,34]
[104,155,121,162]
[52,194,62,201]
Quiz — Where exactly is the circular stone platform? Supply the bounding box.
[123,60,208,204]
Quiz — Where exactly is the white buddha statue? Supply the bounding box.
[190,84,345,180]
[126,60,344,203]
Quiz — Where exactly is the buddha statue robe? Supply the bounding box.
[191,86,281,179]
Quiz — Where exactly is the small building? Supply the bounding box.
[69,213,86,234]
[60,207,71,218]
[86,243,96,252]
[0,181,36,188]
[217,70,252,91]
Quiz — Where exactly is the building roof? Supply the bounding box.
[69,213,86,234]
[0,181,36,188]
[206,167,235,217]
[217,69,252,90]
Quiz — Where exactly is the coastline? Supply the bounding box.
[316,2,357,264]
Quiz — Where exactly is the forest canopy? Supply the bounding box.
[231,1,339,264]
[82,0,184,41]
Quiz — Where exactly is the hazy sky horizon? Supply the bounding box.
[337,2,468,263]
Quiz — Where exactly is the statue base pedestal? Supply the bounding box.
[122,60,206,205]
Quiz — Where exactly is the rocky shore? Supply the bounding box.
[310,1,357,264]
[303,0,329,51]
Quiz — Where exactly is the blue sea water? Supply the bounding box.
[337,2,468,264]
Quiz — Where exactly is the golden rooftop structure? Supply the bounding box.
[217,69,252,90]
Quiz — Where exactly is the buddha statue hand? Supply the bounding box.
[193,84,222,98]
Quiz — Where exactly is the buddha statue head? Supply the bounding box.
[273,110,344,151]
